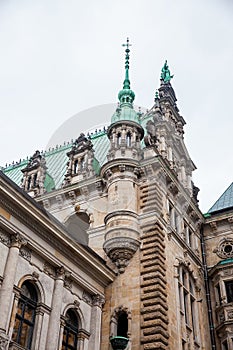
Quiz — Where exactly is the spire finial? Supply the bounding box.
[122,37,132,90]
[117,38,135,107]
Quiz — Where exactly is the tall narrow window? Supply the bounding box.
[80,157,85,170]
[12,281,38,349]
[117,311,128,338]
[74,160,78,174]
[178,266,198,342]
[126,133,131,147]
[117,133,122,146]
[33,174,37,187]
[225,281,233,303]
[27,176,31,191]
[62,309,79,350]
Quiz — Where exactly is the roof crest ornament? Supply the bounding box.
[117,37,135,107]
[122,37,132,90]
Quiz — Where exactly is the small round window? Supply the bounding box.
[217,240,233,258]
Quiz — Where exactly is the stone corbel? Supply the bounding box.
[92,294,105,308]
[209,221,217,232]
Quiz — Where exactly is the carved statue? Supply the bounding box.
[73,133,92,152]
[161,60,173,83]
[144,120,157,147]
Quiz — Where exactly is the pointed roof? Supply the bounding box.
[208,182,233,213]
[111,38,139,125]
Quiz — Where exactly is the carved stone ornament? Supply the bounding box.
[103,237,140,273]
[19,246,31,262]
[0,231,10,246]
[215,239,233,259]
[82,291,93,305]
[92,294,105,308]
[0,333,9,350]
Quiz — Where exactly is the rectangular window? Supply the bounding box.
[225,281,233,303]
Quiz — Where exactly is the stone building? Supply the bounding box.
[1,41,233,350]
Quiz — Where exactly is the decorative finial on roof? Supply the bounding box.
[155,90,159,100]
[118,38,135,107]
[122,37,132,90]
[161,60,174,83]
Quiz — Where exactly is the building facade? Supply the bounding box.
[1,42,233,350]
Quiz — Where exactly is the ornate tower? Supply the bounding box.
[102,39,144,273]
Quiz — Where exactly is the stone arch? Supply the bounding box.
[62,301,86,331]
[17,272,44,304]
[64,211,90,245]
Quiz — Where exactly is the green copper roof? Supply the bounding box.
[208,182,233,213]
[3,131,109,191]
[111,38,139,125]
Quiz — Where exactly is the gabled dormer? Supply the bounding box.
[63,133,95,186]
[21,150,47,197]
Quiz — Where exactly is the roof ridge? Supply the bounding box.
[208,182,233,213]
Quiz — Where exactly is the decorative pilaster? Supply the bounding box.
[0,233,27,333]
[88,295,105,350]
[45,266,67,350]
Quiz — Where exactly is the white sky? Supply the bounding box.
[0,0,233,212]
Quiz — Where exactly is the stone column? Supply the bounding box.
[0,233,26,333]
[45,266,66,350]
[88,295,105,350]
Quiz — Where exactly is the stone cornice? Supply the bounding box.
[0,174,115,289]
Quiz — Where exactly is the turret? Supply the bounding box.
[102,39,142,273]
[143,61,198,199]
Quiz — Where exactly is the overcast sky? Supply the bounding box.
[0,0,233,212]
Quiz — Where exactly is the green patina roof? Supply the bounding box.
[208,182,233,214]
[3,131,109,191]
[2,113,154,193]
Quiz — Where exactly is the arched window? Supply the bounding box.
[126,132,131,147]
[110,306,130,339]
[117,133,122,146]
[12,281,38,349]
[62,309,79,350]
